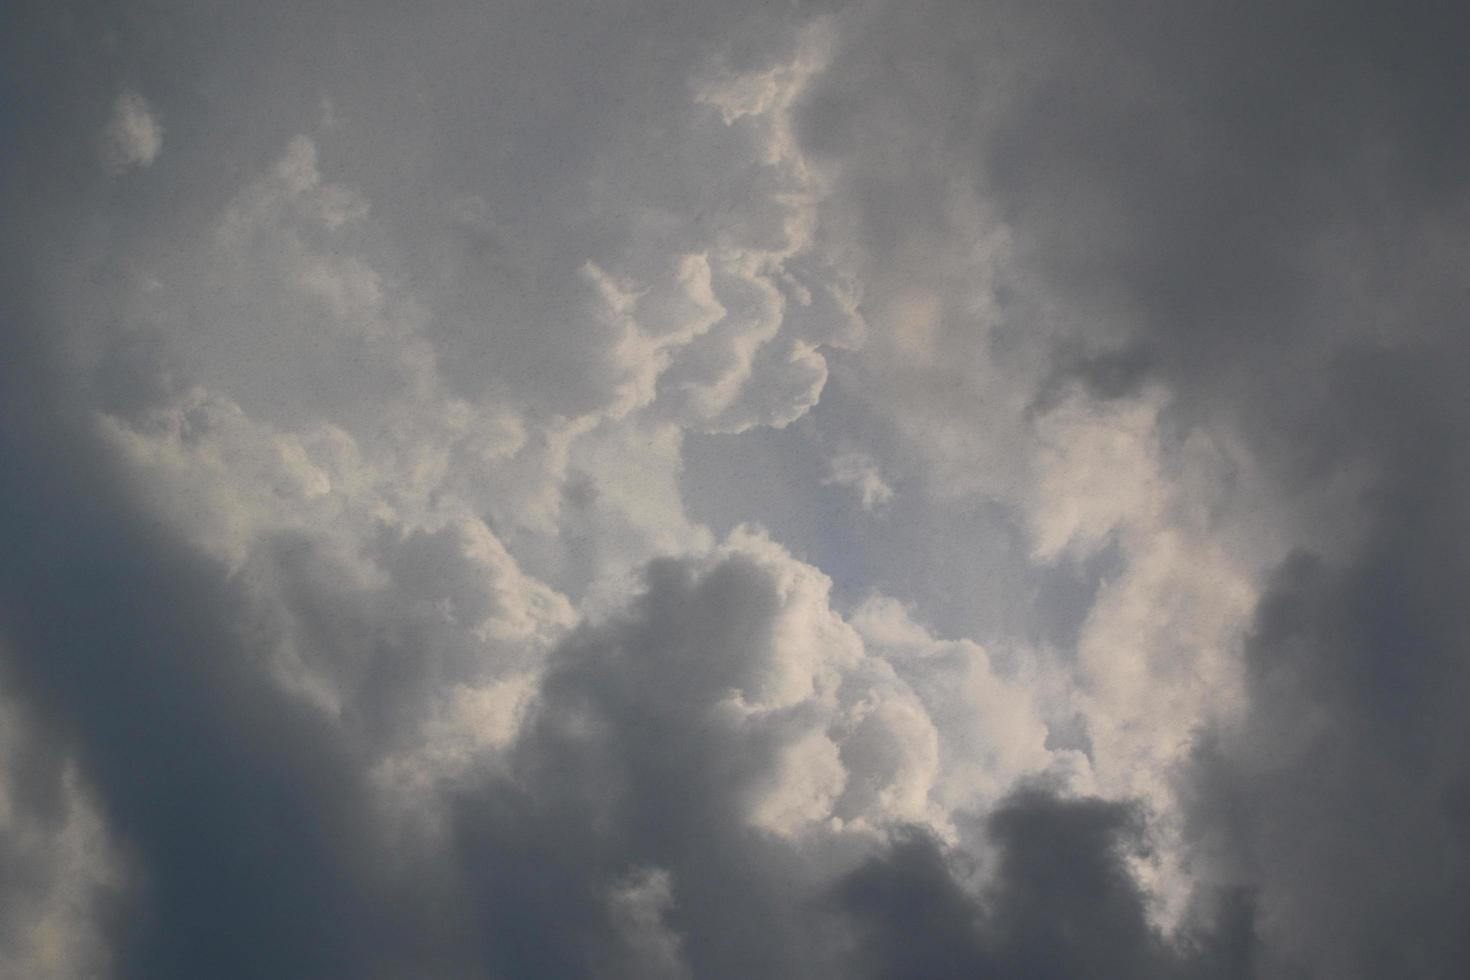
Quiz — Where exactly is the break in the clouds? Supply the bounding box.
[4,2,1470,978]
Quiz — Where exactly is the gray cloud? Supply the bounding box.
[798,2,1470,975]
[836,789,1258,980]
[1182,347,1470,977]
[101,91,161,172]
[7,0,1470,977]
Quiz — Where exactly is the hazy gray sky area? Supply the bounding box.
[4,2,1470,977]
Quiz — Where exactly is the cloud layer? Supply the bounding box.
[5,1,1470,977]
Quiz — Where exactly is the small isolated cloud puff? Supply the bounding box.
[101,90,161,173]
[824,451,894,510]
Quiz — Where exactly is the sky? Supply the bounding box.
[2,2,1469,978]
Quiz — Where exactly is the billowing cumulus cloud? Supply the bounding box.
[5,0,1470,977]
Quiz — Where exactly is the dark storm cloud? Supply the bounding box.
[836,789,1257,980]
[0,5,418,976]
[1183,342,1470,978]
[0,382,806,975]
[0,193,417,980]
[0,1,841,973]
[800,0,1470,446]
[0,462,401,979]
[448,554,846,979]
[798,2,1470,977]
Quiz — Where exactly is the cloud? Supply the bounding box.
[606,868,692,980]
[442,533,1064,976]
[824,451,894,510]
[835,788,1258,980]
[795,0,1470,963]
[1181,346,1470,977]
[101,91,161,172]
[0,689,121,980]
[8,0,1470,976]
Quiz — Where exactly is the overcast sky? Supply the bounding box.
[3,2,1469,978]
